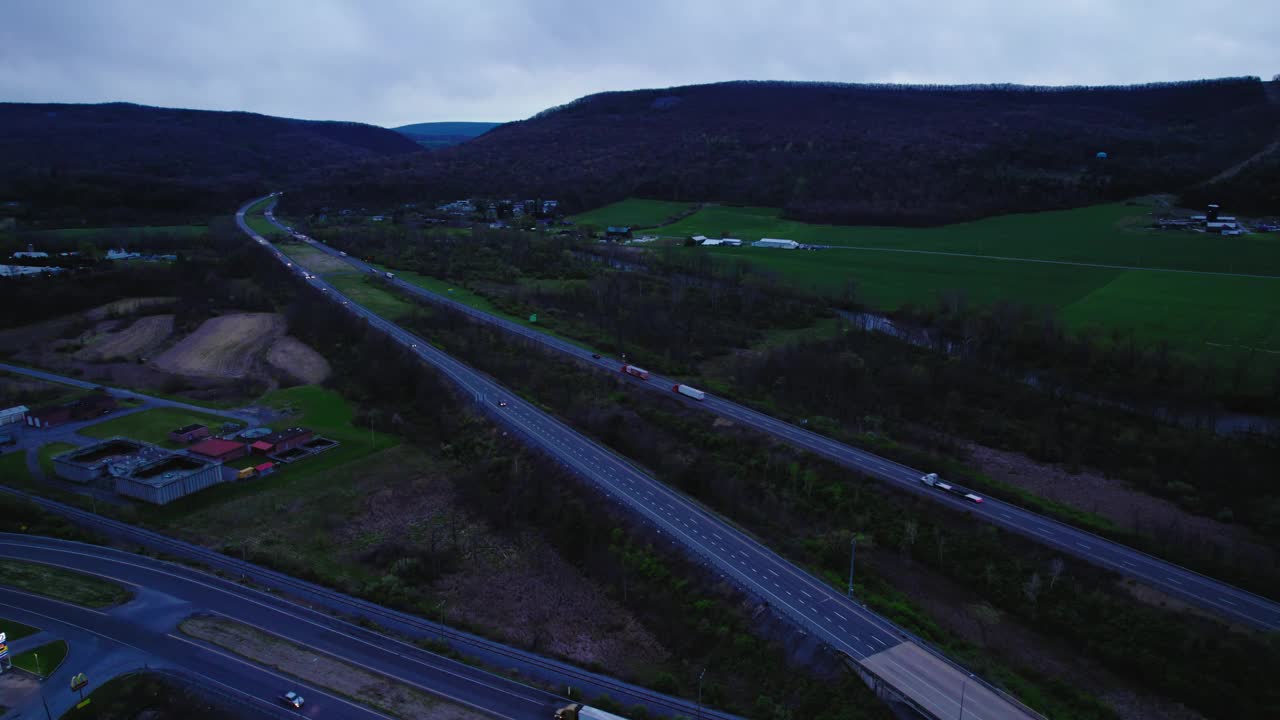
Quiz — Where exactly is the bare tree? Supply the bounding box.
[967,602,1003,647]
[1048,557,1065,591]
[1023,572,1042,605]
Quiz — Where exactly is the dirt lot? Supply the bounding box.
[267,336,331,384]
[963,441,1278,576]
[152,313,284,378]
[176,445,668,679]
[181,615,483,720]
[75,314,174,361]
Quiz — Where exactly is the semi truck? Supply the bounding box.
[672,384,706,401]
[385,271,395,280]
[621,364,650,380]
[920,473,984,504]
[554,704,629,720]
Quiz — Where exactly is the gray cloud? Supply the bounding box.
[1,0,1276,127]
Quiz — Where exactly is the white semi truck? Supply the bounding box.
[672,384,706,400]
[920,473,984,504]
[554,704,630,720]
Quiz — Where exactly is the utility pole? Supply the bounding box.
[436,599,447,640]
[958,678,969,720]
[697,667,706,720]
[847,535,856,598]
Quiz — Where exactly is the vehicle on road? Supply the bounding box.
[672,384,706,400]
[921,473,984,503]
[280,691,305,709]
[591,353,601,359]
[555,703,629,720]
[339,251,347,256]
[498,400,509,407]
[621,364,650,380]
[385,271,395,279]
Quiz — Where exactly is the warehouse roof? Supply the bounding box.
[188,438,245,458]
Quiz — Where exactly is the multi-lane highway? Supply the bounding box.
[241,197,1043,720]
[0,535,569,720]
[260,203,1280,633]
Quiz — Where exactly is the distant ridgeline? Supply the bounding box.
[296,76,1278,225]
[393,122,502,150]
[0,102,423,224]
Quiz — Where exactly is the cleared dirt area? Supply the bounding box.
[175,445,668,679]
[963,441,1278,576]
[85,296,176,320]
[181,615,483,720]
[152,313,284,378]
[76,314,174,361]
[267,336,331,384]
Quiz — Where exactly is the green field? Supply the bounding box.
[0,559,132,608]
[141,385,398,523]
[655,203,1280,276]
[0,452,29,481]
[243,196,287,239]
[79,408,238,447]
[28,225,206,241]
[570,198,697,228]
[11,639,67,678]
[326,274,416,319]
[0,617,39,642]
[38,442,78,477]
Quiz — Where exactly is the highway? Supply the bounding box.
[242,196,1043,720]
[0,586,388,720]
[0,535,571,720]
[260,205,1280,633]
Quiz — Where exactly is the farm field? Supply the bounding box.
[75,314,174,361]
[570,198,696,228]
[25,225,206,240]
[655,202,1280,276]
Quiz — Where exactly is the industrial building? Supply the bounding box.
[113,453,222,505]
[752,238,800,249]
[52,437,225,504]
[0,405,27,427]
[188,437,249,462]
[169,423,211,444]
[254,427,314,455]
[25,393,118,428]
[53,439,151,484]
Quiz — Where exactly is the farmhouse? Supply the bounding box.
[169,423,211,444]
[0,405,27,427]
[188,437,249,463]
[752,238,800,249]
[254,427,314,454]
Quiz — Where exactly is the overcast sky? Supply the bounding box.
[1,1,1276,127]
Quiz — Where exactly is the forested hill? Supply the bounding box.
[304,77,1278,225]
[0,102,422,225]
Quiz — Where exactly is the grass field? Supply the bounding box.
[326,273,416,319]
[243,196,287,239]
[38,442,78,477]
[0,559,132,608]
[79,407,238,447]
[0,617,39,642]
[11,639,67,678]
[27,225,206,241]
[655,202,1280,276]
[570,198,697,228]
[0,451,29,481]
[140,385,399,523]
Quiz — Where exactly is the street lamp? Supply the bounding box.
[697,667,706,720]
[436,599,448,640]
[958,676,971,720]
[847,535,856,598]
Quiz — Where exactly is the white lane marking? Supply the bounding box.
[1221,597,1237,606]
[834,611,848,620]
[768,569,779,577]
[802,590,813,598]
[872,636,887,647]
[1167,577,1183,586]
[1076,542,1091,550]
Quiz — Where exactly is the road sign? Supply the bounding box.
[70,672,88,691]
[0,632,5,643]
[529,313,538,323]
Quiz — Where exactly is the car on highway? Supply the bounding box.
[964,493,984,504]
[498,400,509,407]
[280,691,305,709]
[591,353,601,359]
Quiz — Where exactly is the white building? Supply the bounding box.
[721,238,743,246]
[692,235,709,243]
[753,238,800,249]
[0,405,28,426]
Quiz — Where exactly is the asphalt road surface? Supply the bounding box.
[0,586,386,720]
[0,536,572,720]
[242,197,1042,720]
[257,206,1280,632]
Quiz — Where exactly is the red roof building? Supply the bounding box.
[250,441,274,454]
[188,438,248,463]
[255,427,313,454]
[254,462,275,475]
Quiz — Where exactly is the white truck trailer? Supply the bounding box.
[554,704,630,720]
[672,384,706,400]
